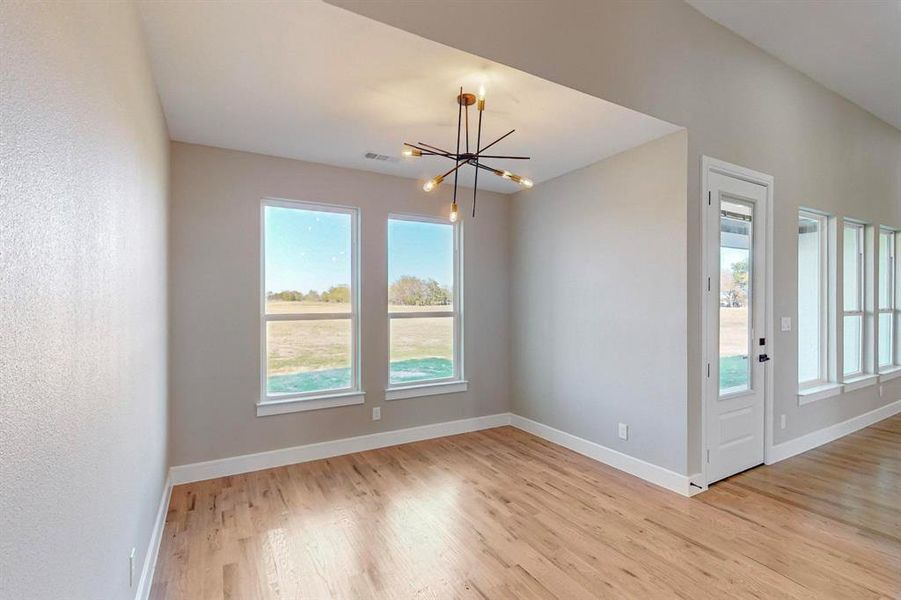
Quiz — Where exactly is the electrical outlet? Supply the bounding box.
[780,414,786,430]
[879,384,884,398]
[781,317,792,332]
[372,406,381,421]
[129,547,136,588]
[618,423,629,440]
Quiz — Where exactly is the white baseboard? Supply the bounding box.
[168,411,699,496]
[169,413,512,485]
[767,398,901,464]
[509,415,697,496]
[134,475,172,600]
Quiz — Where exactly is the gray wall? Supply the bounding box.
[0,3,169,599]
[331,0,901,474]
[168,142,510,465]
[511,131,689,473]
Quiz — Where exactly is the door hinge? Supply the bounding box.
[707,277,711,292]
[708,190,711,206]
[706,363,710,378]
[706,450,710,463]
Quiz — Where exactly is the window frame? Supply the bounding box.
[842,221,865,379]
[258,198,362,413]
[385,213,465,396]
[798,210,830,389]
[879,228,897,370]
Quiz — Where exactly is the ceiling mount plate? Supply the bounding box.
[457,93,477,106]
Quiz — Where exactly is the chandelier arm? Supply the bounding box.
[477,129,515,154]
[437,162,465,181]
[465,104,470,154]
[415,142,457,158]
[404,142,454,158]
[468,160,505,176]
[452,87,463,206]
[473,101,483,217]
[474,154,530,160]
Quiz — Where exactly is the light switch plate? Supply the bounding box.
[781,317,792,332]
[618,423,629,440]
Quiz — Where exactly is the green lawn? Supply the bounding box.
[268,358,453,393]
[720,354,750,391]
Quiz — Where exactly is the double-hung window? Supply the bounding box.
[386,215,463,397]
[798,210,829,388]
[879,228,897,370]
[259,199,361,414]
[842,221,865,378]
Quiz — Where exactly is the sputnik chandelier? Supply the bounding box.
[403,86,532,222]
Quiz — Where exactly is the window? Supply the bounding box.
[798,211,828,387]
[260,200,360,409]
[719,200,753,395]
[387,215,462,390]
[843,222,864,378]
[879,228,896,369]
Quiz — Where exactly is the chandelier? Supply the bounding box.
[403,86,532,222]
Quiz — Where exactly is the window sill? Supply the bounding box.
[843,374,878,392]
[797,383,843,406]
[256,391,365,417]
[878,366,901,382]
[385,380,468,401]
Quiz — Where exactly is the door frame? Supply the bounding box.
[700,156,775,489]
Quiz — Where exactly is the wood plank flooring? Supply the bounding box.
[150,415,901,599]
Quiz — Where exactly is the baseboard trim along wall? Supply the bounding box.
[509,415,700,496]
[134,475,172,600]
[767,398,901,464]
[167,412,700,495]
[168,413,512,485]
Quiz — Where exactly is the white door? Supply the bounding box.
[705,170,769,484]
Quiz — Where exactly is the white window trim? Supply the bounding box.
[842,221,865,380]
[385,213,464,399]
[798,210,830,390]
[797,382,843,406]
[842,373,878,392]
[385,380,468,401]
[879,365,901,382]
[878,228,896,371]
[257,198,362,415]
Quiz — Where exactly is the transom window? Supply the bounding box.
[879,228,897,369]
[387,215,462,387]
[843,221,865,378]
[261,200,360,403]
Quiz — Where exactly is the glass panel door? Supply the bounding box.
[719,200,753,395]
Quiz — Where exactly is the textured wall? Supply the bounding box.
[330,0,901,474]
[168,143,510,465]
[510,132,689,473]
[0,3,169,599]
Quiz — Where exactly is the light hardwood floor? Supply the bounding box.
[150,415,901,599]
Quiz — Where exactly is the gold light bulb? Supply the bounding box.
[449,202,459,223]
[423,175,444,192]
[402,145,421,158]
[477,85,486,111]
[521,178,534,188]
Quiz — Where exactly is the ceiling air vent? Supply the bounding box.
[364,152,399,163]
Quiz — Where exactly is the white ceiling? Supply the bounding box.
[687,0,901,130]
[137,1,680,193]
